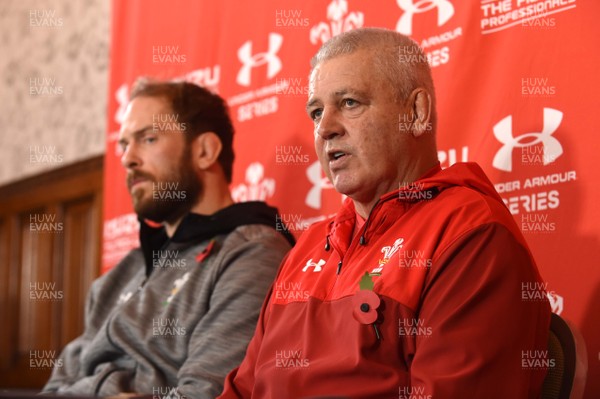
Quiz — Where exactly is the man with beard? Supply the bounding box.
[42,78,294,398]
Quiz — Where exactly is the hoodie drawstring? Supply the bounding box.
[359,199,380,246]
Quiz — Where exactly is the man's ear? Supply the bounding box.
[190,132,223,171]
[408,88,432,138]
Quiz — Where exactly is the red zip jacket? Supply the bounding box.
[219,162,551,399]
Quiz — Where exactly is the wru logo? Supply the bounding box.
[232,162,275,202]
[380,238,405,264]
[310,0,364,45]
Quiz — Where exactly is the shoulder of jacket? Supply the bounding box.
[99,248,144,279]
[223,224,289,247]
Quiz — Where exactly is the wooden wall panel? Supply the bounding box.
[60,197,100,346]
[0,217,12,370]
[0,157,103,389]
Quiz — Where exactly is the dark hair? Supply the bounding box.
[129,78,235,182]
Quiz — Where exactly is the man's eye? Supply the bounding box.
[311,109,323,121]
[144,136,156,144]
[343,99,358,107]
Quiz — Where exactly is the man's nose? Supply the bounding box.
[120,143,141,169]
[316,108,344,141]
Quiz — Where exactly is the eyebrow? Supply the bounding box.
[117,125,154,146]
[305,99,320,112]
[306,88,368,111]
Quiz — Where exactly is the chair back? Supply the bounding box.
[541,313,587,399]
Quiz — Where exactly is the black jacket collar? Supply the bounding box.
[139,201,295,274]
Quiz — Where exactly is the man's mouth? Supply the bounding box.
[127,173,153,191]
[130,179,146,189]
[328,150,348,162]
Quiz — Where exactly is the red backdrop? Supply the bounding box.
[102,0,599,395]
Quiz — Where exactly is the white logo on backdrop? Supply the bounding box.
[547,292,564,315]
[236,33,283,87]
[114,65,221,128]
[305,161,335,210]
[232,162,276,202]
[310,0,364,45]
[396,0,455,35]
[115,83,129,125]
[177,66,221,92]
[493,107,563,172]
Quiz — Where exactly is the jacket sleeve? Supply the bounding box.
[216,252,291,399]
[176,234,287,399]
[410,222,551,399]
[216,286,273,399]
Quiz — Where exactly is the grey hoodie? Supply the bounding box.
[42,202,294,398]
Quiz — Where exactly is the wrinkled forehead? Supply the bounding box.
[308,51,384,97]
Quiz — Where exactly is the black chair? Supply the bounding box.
[542,313,588,399]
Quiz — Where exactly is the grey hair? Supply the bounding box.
[310,28,436,113]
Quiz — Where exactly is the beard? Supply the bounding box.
[128,149,202,224]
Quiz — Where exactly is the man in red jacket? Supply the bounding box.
[218,27,551,399]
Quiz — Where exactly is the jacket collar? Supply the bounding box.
[138,201,295,275]
[326,163,443,252]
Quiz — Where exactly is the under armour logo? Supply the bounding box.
[396,0,454,35]
[493,107,563,172]
[232,162,276,202]
[302,258,326,272]
[305,161,334,209]
[236,33,283,87]
[310,0,364,45]
[547,292,563,315]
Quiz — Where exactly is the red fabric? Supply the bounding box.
[104,2,600,395]
[352,211,365,239]
[219,162,550,398]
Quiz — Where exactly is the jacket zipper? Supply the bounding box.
[331,198,383,276]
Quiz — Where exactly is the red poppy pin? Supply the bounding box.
[352,272,382,339]
[196,240,215,263]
